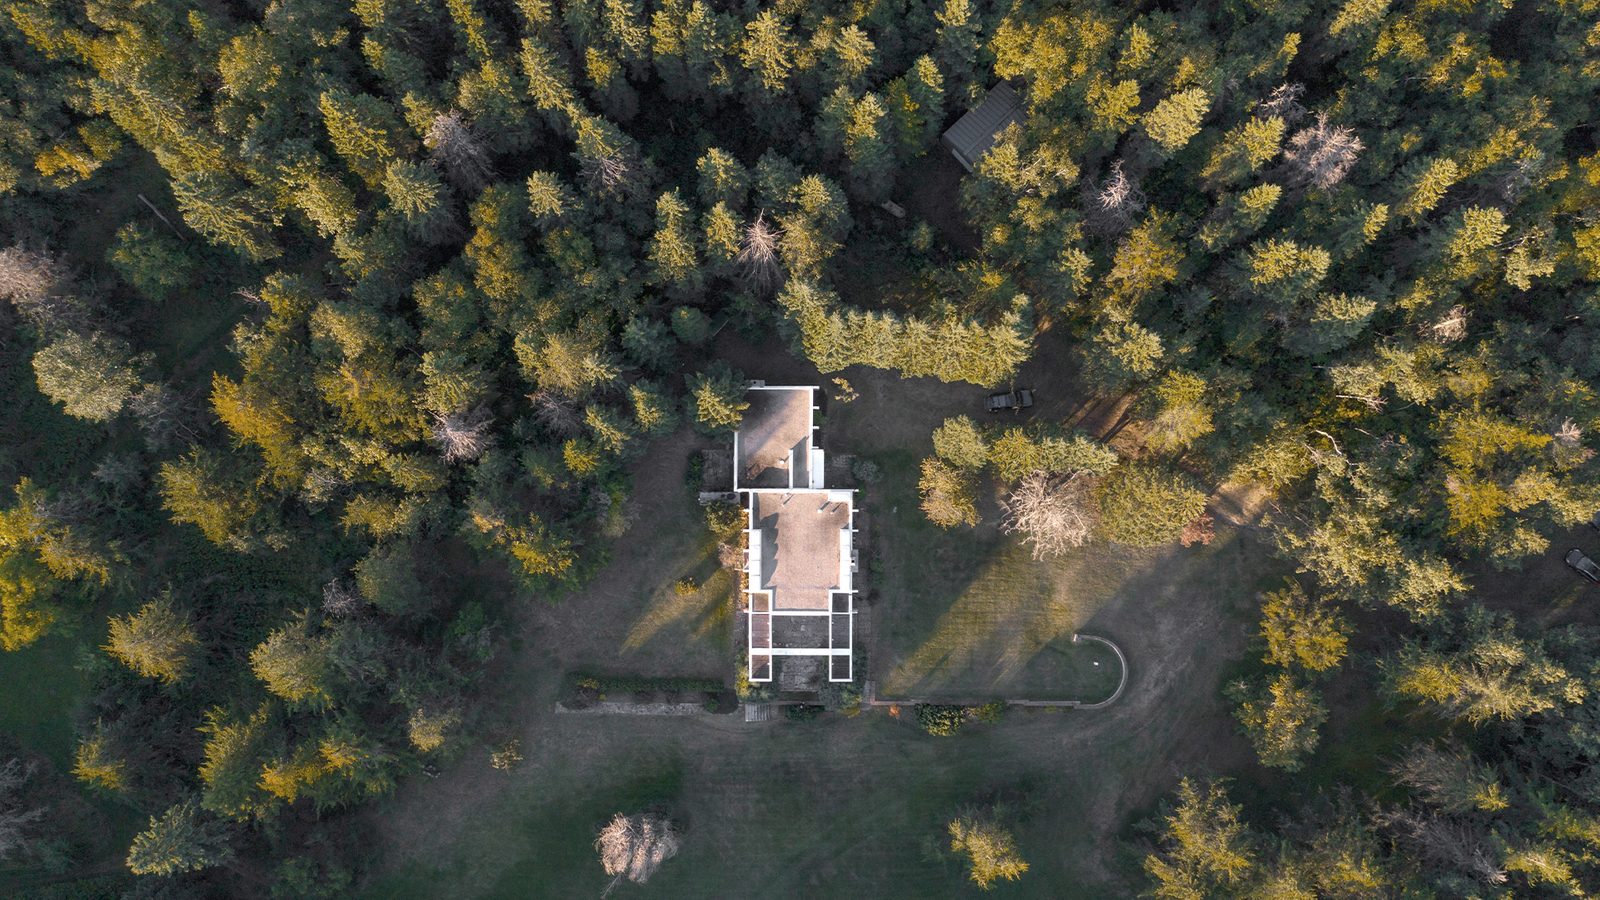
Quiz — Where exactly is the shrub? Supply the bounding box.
[784,704,823,721]
[735,660,772,701]
[972,700,1006,723]
[489,739,523,771]
[1095,464,1207,547]
[705,501,743,536]
[568,671,724,696]
[673,578,699,596]
[821,680,863,716]
[919,457,980,528]
[917,704,966,736]
[850,457,881,484]
[684,451,706,489]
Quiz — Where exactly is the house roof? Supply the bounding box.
[735,387,814,490]
[942,82,1025,171]
[752,491,850,610]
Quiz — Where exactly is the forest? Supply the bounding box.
[1,0,1599,894]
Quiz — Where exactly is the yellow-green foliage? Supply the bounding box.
[1258,581,1350,672]
[919,457,980,528]
[1231,672,1328,771]
[104,594,199,683]
[948,814,1030,889]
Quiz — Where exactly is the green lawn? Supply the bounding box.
[0,633,91,768]
[363,436,1283,899]
[364,709,1146,899]
[867,451,1275,702]
[526,427,737,681]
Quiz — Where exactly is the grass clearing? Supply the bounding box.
[526,427,736,681]
[366,343,1285,897]
[868,451,1279,701]
[0,632,91,769]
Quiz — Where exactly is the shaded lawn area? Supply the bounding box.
[0,633,90,769]
[365,700,1219,900]
[525,427,736,680]
[868,451,1284,702]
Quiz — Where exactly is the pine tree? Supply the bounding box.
[1095,464,1206,546]
[648,189,700,287]
[695,147,749,209]
[948,814,1030,889]
[383,161,454,242]
[103,593,199,683]
[1258,581,1350,672]
[249,614,335,707]
[32,331,142,422]
[843,93,894,201]
[740,11,797,94]
[318,89,412,187]
[1144,779,1256,897]
[1230,673,1328,771]
[1143,88,1210,153]
[126,800,233,876]
[688,364,748,432]
[919,457,980,528]
[826,25,875,93]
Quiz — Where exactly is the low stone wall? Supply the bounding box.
[554,701,722,716]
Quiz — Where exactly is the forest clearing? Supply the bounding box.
[4,0,1600,894]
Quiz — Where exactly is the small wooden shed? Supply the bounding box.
[941,82,1026,172]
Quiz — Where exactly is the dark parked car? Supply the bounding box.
[1566,549,1600,584]
[986,388,1034,412]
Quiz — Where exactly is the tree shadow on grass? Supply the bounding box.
[486,754,687,899]
[623,563,734,653]
[881,521,1282,701]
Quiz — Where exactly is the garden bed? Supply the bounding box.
[560,672,736,713]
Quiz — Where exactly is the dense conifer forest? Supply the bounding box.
[2,0,1600,894]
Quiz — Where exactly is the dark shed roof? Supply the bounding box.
[941,82,1025,172]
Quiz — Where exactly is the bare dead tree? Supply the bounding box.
[128,383,201,451]
[1553,418,1583,449]
[1256,82,1307,124]
[322,578,364,619]
[1284,113,1365,189]
[0,758,46,863]
[92,453,145,493]
[0,246,93,335]
[1377,806,1507,886]
[1496,155,1542,204]
[1550,417,1593,465]
[1389,743,1505,815]
[1088,160,1146,233]
[1425,305,1469,343]
[0,247,62,305]
[596,812,681,897]
[530,391,581,437]
[1000,471,1099,560]
[431,407,493,463]
[737,212,782,293]
[425,111,492,193]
